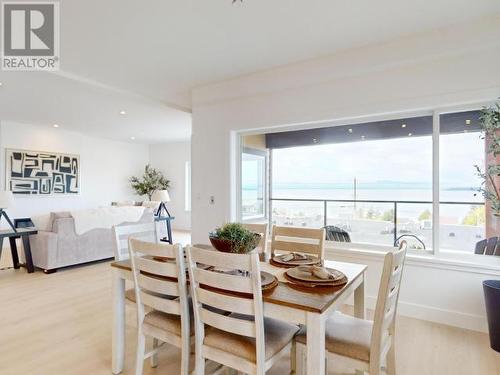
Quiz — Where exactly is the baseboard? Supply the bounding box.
[360,296,488,333]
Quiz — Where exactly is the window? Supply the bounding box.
[271,117,433,250]
[185,161,191,211]
[241,148,266,219]
[238,108,488,255]
[439,111,485,253]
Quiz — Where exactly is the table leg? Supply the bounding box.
[9,237,20,269]
[166,220,173,244]
[112,269,126,374]
[21,235,35,273]
[354,273,366,319]
[306,312,326,375]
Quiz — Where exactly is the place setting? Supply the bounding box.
[284,265,348,289]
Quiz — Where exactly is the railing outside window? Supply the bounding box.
[269,198,485,253]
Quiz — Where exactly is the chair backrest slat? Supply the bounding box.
[200,307,256,337]
[193,268,253,293]
[242,223,269,256]
[187,246,265,365]
[196,287,254,315]
[191,249,253,271]
[271,225,325,260]
[113,222,159,261]
[138,273,180,297]
[140,290,181,315]
[136,257,178,278]
[371,241,407,367]
[129,239,189,328]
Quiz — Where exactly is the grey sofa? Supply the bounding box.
[29,210,154,273]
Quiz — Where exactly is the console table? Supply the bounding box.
[0,228,38,273]
[154,216,175,244]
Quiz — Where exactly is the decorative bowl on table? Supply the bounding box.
[209,223,262,254]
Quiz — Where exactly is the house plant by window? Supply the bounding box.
[476,103,500,216]
[130,164,171,201]
[209,223,261,254]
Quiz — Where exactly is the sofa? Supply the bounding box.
[29,207,155,273]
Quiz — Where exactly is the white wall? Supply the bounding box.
[190,17,500,331]
[0,121,149,222]
[149,141,191,230]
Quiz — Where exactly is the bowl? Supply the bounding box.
[209,233,261,254]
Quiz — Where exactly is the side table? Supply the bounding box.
[0,228,38,273]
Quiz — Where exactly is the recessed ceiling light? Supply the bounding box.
[401,124,407,128]
[0,82,3,87]
[130,136,136,140]
[465,119,471,125]
[348,128,353,133]
[408,133,412,136]
[53,124,59,128]
[119,110,127,115]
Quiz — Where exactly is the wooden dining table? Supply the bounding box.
[110,253,367,375]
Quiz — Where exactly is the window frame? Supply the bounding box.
[241,147,268,221]
[235,101,494,258]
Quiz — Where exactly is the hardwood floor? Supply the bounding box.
[0,233,499,375]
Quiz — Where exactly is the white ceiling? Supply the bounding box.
[1,0,500,143]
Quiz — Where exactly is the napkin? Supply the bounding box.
[310,266,334,280]
[281,252,308,262]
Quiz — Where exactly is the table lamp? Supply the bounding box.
[0,191,16,232]
[151,190,171,217]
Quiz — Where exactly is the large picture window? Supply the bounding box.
[239,108,489,255]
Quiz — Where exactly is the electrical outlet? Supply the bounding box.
[209,196,215,205]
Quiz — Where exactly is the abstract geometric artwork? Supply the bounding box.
[6,149,80,195]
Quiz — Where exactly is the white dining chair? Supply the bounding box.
[129,238,191,375]
[294,241,408,375]
[113,222,160,303]
[271,225,325,261]
[186,245,300,375]
[242,223,269,259]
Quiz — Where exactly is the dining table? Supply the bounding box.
[110,249,367,375]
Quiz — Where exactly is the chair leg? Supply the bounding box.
[386,343,396,375]
[290,340,296,374]
[194,346,204,375]
[295,342,306,375]
[135,332,146,375]
[150,338,159,368]
[180,335,190,375]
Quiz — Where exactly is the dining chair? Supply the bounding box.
[129,238,191,375]
[242,223,269,259]
[271,225,326,261]
[112,222,160,303]
[186,245,300,375]
[294,241,408,375]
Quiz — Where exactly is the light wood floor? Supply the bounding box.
[1,234,499,375]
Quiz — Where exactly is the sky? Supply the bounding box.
[268,132,484,188]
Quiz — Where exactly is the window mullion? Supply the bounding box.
[432,111,440,256]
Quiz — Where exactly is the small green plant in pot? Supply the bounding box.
[209,223,261,254]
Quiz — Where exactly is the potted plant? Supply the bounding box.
[475,103,500,216]
[130,164,170,201]
[209,223,261,254]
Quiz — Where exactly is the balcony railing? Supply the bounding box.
[268,198,485,251]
